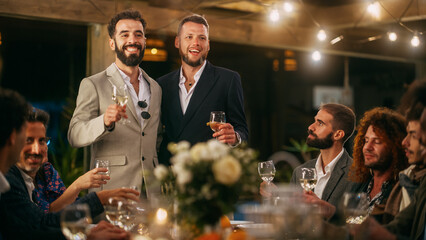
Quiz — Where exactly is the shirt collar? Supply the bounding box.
[17,167,35,201]
[179,60,207,84]
[0,171,10,193]
[315,148,344,175]
[113,63,144,84]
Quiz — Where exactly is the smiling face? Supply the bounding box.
[16,122,48,178]
[402,121,423,165]
[363,125,391,171]
[175,21,210,68]
[110,19,146,67]
[306,109,335,149]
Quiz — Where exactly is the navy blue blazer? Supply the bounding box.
[0,166,104,239]
[157,61,248,165]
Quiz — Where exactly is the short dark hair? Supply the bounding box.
[319,103,356,143]
[177,14,209,36]
[28,108,50,129]
[0,88,30,148]
[399,78,426,121]
[107,9,147,38]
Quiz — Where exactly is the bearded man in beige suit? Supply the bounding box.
[68,9,161,198]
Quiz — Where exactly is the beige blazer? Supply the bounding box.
[68,63,161,198]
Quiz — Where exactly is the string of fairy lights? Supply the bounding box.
[266,0,424,61]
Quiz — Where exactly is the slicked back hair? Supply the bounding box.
[107,9,147,38]
[177,14,209,37]
[28,108,50,129]
[319,103,356,143]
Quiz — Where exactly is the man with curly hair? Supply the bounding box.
[349,107,408,224]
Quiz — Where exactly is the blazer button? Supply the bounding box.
[142,132,145,136]
[142,156,145,161]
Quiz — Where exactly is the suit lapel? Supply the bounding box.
[106,64,140,125]
[141,70,158,132]
[322,150,348,201]
[178,62,216,136]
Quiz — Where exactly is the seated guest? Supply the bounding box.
[0,108,139,239]
[22,108,112,212]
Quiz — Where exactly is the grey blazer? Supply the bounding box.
[68,63,161,198]
[290,149,353,207]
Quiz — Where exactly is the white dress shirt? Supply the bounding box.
[179,61,207,114]
[314,148,344,199]
[18,168,35,202]
[114,63,151,128]
[0,171,10,194]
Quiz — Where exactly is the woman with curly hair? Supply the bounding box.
[349,107,408,224]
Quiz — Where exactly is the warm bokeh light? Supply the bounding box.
[283,2,294,13]
[155,208,168,224]
[388,32,397,41]
[411,35,420,47]
[367,2,380,19]
[312,51,321,61]
[317,29,326,41]
[269,9,280,22]
[151,48,158,55]
[330,35,344,45]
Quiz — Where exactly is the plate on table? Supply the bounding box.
[237,223,275,238]
[230,220,254,227]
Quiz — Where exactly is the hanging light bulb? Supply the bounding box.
[388,32,397,41]
[312,51,321,61]
[411,34,420,47]
[283,2,294,13]
[330,35,344,45]
[269,8,280,22]
[317,29,327,41]
[367,2,380,18]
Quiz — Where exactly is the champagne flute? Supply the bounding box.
[342,192,369,226]
[209,111,226,133]
[112,84,130,125]
[258,160,276,185]
[95,160,110,190]
[61,204,92,240]
[299,168,317,192]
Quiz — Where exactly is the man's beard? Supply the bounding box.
[306,131,334,149]
[364,151,392,171]
[180,48,208,67]
[115,43,145,67]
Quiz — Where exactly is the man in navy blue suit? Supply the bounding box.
[157,14,248,165]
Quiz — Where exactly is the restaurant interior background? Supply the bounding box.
[0,0,424,182]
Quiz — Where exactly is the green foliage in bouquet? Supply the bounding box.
[154,140,260,231]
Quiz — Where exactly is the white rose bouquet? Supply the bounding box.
[153,139,259,231]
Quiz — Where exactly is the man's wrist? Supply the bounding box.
[105,122,115,132]
[230,131,242,147]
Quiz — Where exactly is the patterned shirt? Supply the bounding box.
[33,162,66,213]
[366,179,392,214]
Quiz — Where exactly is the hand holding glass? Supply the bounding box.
[209,111,226,133]
[61,204,92,240]
[299,168,317,192]
[95,160,110,190]
[258,160,276,185]
[112,85,130,124]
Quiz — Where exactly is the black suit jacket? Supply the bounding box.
[0,166,104,239]
[157,61,248,165]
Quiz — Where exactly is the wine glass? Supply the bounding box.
[61,204,92,240]
[95,160,110,190]
[112,84,130,125]
[342,192,369,226]
[105,197,126,227]
[209,111,226,133]
[258,160,276,185]
[299,168,317,192]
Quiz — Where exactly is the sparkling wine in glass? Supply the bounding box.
[299,168,317,192]
[342,192,369,225]
[61,204,92,240]
[95,160,110,190]
[209,111,226,133]
[258,160,276,185]
[112,84,130,124]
